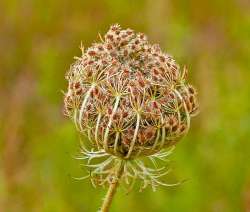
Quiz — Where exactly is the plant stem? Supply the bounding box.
[100,160,125,212]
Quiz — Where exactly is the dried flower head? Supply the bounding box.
[65,24,198,159]
[64,24,198,196]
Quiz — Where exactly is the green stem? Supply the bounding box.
[100,160,124,212]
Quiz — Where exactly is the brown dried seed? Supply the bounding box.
[135,39,140,45]
[93,87,99,95]
[159,56,165,62]
[127,128,134,136]
[113,113,120,120]
[121,34,128,38]
[86,70,93,77]
[138,132,146,144]
[189,95,194,103]
[145,126,156,139]
[188,86,195,94]
[111,26,118,31]
[102,60,108,65]
[152,76,158,81]
[126,30,133,35]
[76,89,82,95]
[107,44,113,50]
[123,49,128,56]
[172,125,178,132]
[110,52,118,57]
[138,78,145,87]
[120,41,127,46]
[86,104,91,111]
[169,93,175,99]
[180,125,186,132]
[153,68,159,75]
[155,62,160,66]
[88,51,96,56]
[159,67,165,73]
[139,34,145,39]
[74,82,80,89]
[122,111,128,118]
[98,45,104,51]
[152,101,159,109]
[168,117,174,126]
[106,34,114,41]
[186,101,191,112]
[66,95,72,102]
[108,107,112,115]
[122,137,130,145]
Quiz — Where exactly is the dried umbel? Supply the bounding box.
[65,24,198,159]
[64,24,198,211]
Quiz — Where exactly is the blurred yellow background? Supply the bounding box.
[1,0,250,211]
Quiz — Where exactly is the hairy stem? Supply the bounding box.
[100,160,124,212]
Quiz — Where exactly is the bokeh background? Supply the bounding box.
[1,0,250,211]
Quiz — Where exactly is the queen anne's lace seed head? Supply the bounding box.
[64,24,198,160]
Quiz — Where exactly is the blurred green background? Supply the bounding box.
[1,0,250,211]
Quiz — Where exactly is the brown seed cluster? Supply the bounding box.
[64,24,198,159]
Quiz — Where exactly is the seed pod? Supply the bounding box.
[64,24,199,159]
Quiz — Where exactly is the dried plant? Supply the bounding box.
[64,24,199,212]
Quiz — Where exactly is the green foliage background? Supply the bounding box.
[1,0,250,211]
